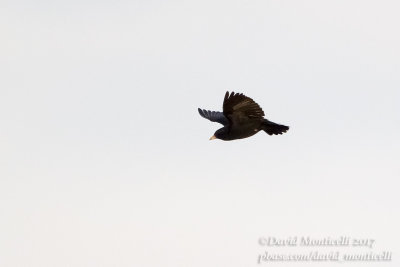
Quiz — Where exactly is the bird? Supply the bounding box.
[198,91,289,141]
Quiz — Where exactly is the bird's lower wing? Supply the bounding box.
[198,108,229,126]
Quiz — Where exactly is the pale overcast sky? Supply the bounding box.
[1,0,399,266]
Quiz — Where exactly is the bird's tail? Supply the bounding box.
[261,119,289,135]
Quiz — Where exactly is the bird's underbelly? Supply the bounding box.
[228,122,262,140]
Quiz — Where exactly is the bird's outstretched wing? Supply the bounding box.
[223,91,265,120]
[198,108,229,126]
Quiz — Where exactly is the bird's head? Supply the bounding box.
[209,128,229,141]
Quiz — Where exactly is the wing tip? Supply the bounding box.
[198,108,204,116]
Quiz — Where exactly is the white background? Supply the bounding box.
[1,0,399,266]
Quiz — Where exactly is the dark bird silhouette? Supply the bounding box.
[198,91,289,141]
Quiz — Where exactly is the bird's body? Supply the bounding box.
[198,91,289,141]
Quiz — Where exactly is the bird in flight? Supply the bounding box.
[198,91,289,141]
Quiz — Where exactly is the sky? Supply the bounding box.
[1,0,399,266]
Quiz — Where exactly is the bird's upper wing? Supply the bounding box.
[223,91,265,121]
[198,108,229,126]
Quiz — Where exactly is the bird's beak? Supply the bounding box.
[209,135,217,140]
